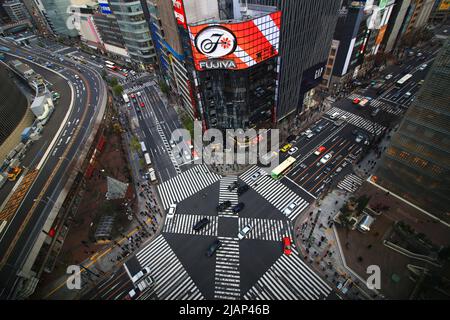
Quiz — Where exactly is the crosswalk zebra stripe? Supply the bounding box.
[246,175,310,221]
[157,165,221,209]
[163,214,218,236]
[239,165,268,184]
[326,106,386,136]
[243,249,331,300]
[214,237,240,299]
[337,173,363,192]
[218,176,239,217]
[238,218,293,241]
[134,235,204,300]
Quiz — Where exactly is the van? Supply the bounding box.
[357,214,375,233]
[330,112,340,120]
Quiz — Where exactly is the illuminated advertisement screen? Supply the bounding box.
[188,11,281,71]
[173,0,187,29]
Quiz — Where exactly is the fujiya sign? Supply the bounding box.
[194,26,237,58]
[199,60,237,70]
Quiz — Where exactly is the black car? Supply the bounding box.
[216,200,231,211]
[237,184,249,195]
[352,129,359,136]
[193,218,210,231]
[322,166,332,174]
[286,135,296,143]
[232,202,245,213]
[228,181,239,191]
[206,240,222,257]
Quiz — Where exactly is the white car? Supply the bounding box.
[419,64,427,70]
[355,134,364,143]
[237,225,252,240]
[319,153,333,164]
[167,204,177,219]
[385,74,393,80]
[283,201,299,216]
[288,147,298,155]
[169,140,176,148]
[131,267,151,283]
[183,149,191,160]
[405,91,412,97]
[137,91,141,97]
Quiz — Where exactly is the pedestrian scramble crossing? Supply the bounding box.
[337,173,363,193]
[135,235,204,300]
[326,107,386,136]
[238,218,293,241]
[163,214,219,236]
[240,166,309,221]
[124,81,155,94]
[243,248,332,300]
[218,176,239,217]
[214,237,241,300]
[157,165,221,210]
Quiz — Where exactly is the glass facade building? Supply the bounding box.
[374,40,450,217]
[40,0,78,37]
[108,0,155,66]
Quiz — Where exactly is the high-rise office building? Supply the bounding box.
[93,11,129,59]
[108,0,156,68]
[374,40,450,217]
[2,0,30,22]
[21,0,54,36]
[38,0,79,37]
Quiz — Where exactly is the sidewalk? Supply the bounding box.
[293,189,383,300]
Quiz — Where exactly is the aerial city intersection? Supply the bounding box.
[0,0,449,311]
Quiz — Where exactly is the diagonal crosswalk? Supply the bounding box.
[240,169,310,221]
[325,107,386,136]
[238,218,293,241]
[135,235,204,300]
[163,214,219,236]
[214,237,241,300]
[337,173,363,193]
[218,176,239,217]
[157,165,221,210]
[243,248,332,300]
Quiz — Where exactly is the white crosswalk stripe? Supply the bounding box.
[157,165,221,210]
[218,176,239,217]
[239,165,269,185]
[243,248,332,300]
[214,237,240,299]
[163,214,219,236]
[326,107,386,136]
[154,119,181,175]
[246,175,310,221]
[347,93,364,101]
[337,173,363,193]
[238,218,293,241]
[369,99,403,115]
[135,235,204,300]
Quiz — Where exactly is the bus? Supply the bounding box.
[144,152,152,166]
[140,141,147,153]
[271,156,296,179]
[396,74,412,87]
[105,60,118,71]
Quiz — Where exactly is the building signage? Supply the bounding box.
[188,11,282,71]
[199,59,237,70]
[194,26,237,58]
[173,0,187,29]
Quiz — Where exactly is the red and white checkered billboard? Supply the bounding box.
[188,11,282,71]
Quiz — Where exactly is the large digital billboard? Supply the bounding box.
[188,11,282,71]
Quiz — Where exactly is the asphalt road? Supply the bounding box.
[0,40,106,299]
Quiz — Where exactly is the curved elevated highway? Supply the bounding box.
[0,39,107,299]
